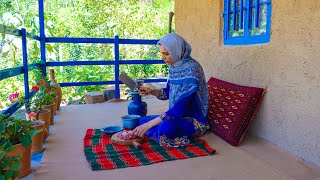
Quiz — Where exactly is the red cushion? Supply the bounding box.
[207,77,265,146]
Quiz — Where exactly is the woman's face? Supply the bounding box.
[159,45,174,65]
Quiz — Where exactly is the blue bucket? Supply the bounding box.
[121,115,141,129]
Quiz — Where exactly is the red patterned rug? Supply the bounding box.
[84,129,216,170]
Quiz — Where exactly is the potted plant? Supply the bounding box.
[0,114,40,178]
[34,77,56,125]
[0,141,21,180]
[25,112,45,154]
[28,86,51,141]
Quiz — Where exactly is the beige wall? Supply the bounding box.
[175,0,320,167]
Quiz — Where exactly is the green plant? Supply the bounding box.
[0,115,36,147]
[0,114,40,180]
[0,143,21,180]
[31,76,56,107]
[0,0,173,108]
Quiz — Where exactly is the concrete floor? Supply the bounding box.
[34,97,320,180]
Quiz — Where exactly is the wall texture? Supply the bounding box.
[175,0,320,167]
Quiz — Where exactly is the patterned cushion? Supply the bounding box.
[207,77,265,146]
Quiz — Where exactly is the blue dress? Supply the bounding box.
[138,82,209,147]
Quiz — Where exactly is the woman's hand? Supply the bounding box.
[137,86,152,96]
[133,123,152,137]
[132,117,162,137]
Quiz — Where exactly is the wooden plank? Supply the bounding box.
[0,102,22,117]
[0,64,40,81]
[26,32,40,41]
[0,66,24,81]
[0,24,21,36]
[28,63,41,71]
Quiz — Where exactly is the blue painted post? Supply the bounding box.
[21,28,30,109]
[244,0,250,36]
[255,0,260,28]
[240,0,244,29]
[266,0,272,36]
[233,0,236,30]
[223,0,230,40]
[38,0,46,76]
[114,36,120,99]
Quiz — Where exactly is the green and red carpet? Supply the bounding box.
[84,129,216,170]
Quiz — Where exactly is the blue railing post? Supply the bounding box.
[114,36,120,99]
[21,28,30,109]
[38,0,46,76]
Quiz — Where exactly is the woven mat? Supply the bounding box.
[84,129,216,170]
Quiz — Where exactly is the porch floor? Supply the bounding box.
[34,97,320,180]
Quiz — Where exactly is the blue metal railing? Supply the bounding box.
[44,36,166,97]
[0,0,167,117]
[0,24,41,117]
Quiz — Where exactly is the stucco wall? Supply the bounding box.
[175,0,320,167]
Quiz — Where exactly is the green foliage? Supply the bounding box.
[28,75,56,111]
[0,132,21,180]
[0,113,40,180]
[0,0,173,107]
[0,114,35,147]
[0,114,40,180]
[0,144,21,180]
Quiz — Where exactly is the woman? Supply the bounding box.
[132,33,209,147]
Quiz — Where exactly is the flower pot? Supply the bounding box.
[31,120,45,154]
[53,95,58,115]
[37,109,51,140]
[41,102,56,125]
[25,113,47,141]
[5,144,32,178]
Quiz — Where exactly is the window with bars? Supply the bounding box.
[223,0,272,45]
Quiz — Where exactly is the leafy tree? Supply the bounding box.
[0,0,173,107]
